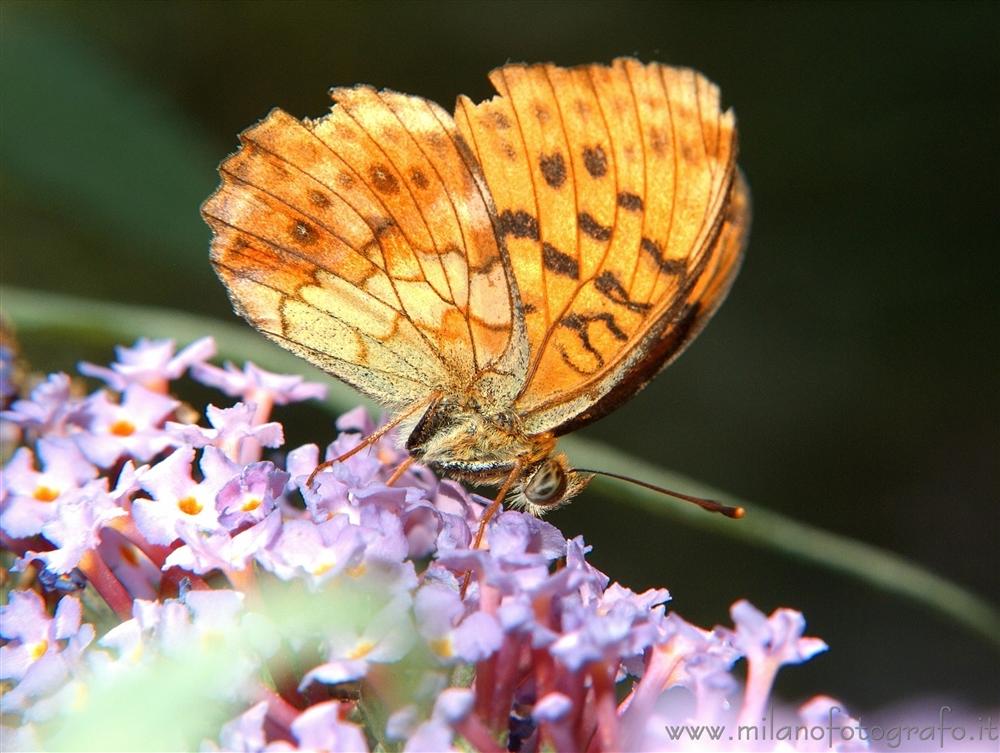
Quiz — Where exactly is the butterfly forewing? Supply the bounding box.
[203,90,521,410]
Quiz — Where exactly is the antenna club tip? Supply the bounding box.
[732,506,746,519]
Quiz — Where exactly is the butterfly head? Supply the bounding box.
[517,455,594,516]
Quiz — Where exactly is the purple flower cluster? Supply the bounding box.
[0,339,866,752]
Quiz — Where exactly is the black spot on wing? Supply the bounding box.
[542,242,579,279]
[641,237,685,274]
[595,271,652,313]
[558,311,629,369]
[583,145,608,177]
[552,302,705,436]
[369,165,399,195]
[497,209,540,240]
[409,167,430,190]
[559,314,604,368]
[307,190,331,208]
[539,153,567,188]
[616,192,643,211]
[490,110,511,129]
[373,216,395,236]
[579,212,612,242]
[291,220,317,245]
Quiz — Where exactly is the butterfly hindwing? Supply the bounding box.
[455,59,745,434]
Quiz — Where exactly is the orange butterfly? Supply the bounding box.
[202,58,749,544]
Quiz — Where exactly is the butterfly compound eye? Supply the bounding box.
[523,458,569,508]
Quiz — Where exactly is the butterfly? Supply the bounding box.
[202,58,749,543]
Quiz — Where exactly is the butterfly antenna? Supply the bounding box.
[573,468,745,519]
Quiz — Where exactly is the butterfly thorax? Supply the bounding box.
[402,394,555,485]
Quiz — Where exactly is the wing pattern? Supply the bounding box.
[205,59,748,435]
[203,89,522,410]
[456,59,744,433]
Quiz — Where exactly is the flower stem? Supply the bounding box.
[588,662,619,753]
[79,549,132,620]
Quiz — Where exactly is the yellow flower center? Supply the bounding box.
[429,637,453,658]
[30,640,49,661]
[346,563,367,579]
[33,486,59,502]
[177,496,202,515]
[109,419,136,437]
[347,640,375,660]
[241,497,262,512]
[312,562,334,576]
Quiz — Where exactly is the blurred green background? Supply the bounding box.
[3,0,997,713]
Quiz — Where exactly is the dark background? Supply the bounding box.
[3,1,998,713]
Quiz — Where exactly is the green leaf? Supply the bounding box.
[0,10,218,271]
[3,285,998,652]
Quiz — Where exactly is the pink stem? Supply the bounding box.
[588,662,619,753]
[619,643,683,751]
[541,720,579,753]
[456,714,505,753]
[238,390,275,464]
[737,656,779,728]
[474,654,498,723]
[79,549,133,620]
[0,530,38,557]
[108,516,171,566]
[490,635,526,728]
[254,685,298,741]
[161,566,210,596]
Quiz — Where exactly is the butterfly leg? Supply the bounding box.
[306,400,430,488]
[461,462,523,597]
[384,456,415,486]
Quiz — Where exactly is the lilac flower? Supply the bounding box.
[435,511,565,594]
[163,510,282,575]
[80,336,216,392]
[216,460,288,529]
[402,718,457,753]
[0,591,94,714]
[256,517,367,586]
[1,372,81,436]
[1,437,99,538]
[211,700,269,752]
[0,344,870,753]
[724,599,829,726]
[549,582,670,672]
[18,485,126,574]
[283,701,369,753]
[132,446,236,545]
[797,696,870,752]
[100,590,250,665]
[75,384,179,467]
[191,360,326,406]
[166,402,282,463]
[414,583,503,663]
[0,342,16,405]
